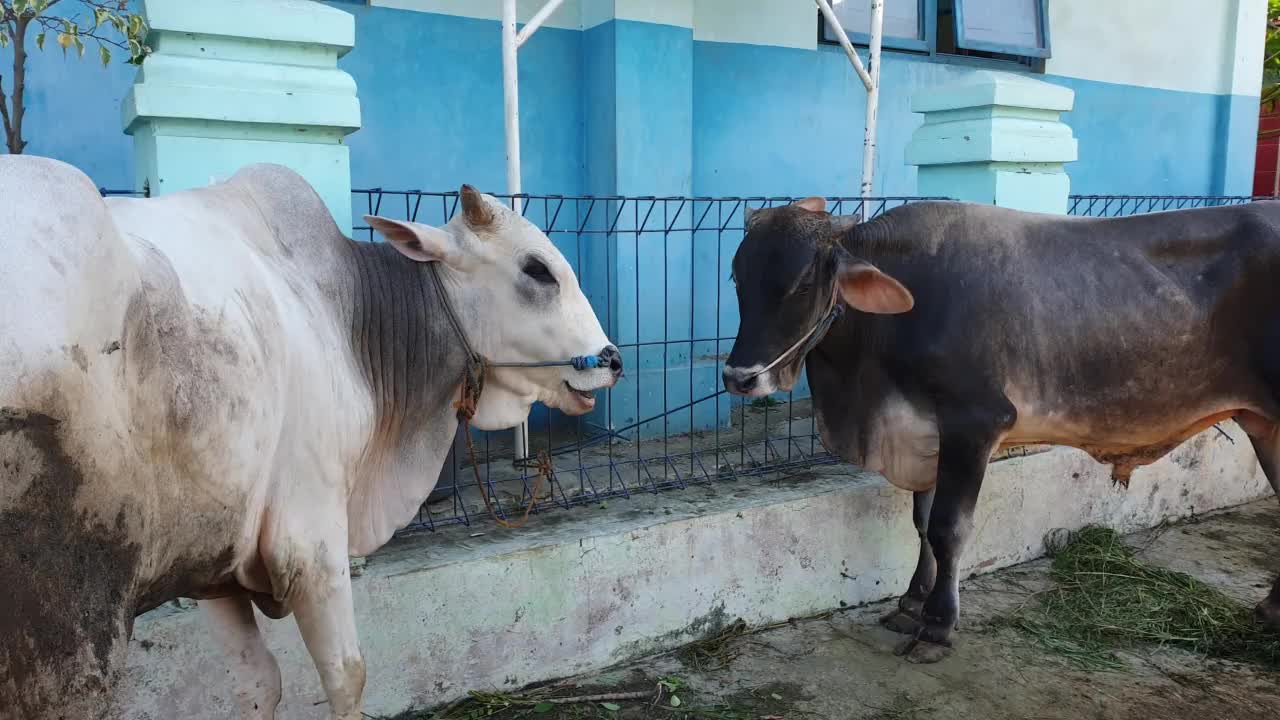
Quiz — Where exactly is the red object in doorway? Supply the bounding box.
[1254,103,1280,197]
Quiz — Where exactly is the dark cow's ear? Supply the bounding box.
[364,215,459,265]
[836,259,914,314]
[460,184,495,228]
[792,196,827,213]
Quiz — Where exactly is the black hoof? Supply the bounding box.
[880,609,923,636]
[894,631,954,664]
[1254,601,1280,632]
[904,640,953,664]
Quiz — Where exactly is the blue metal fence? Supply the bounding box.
[1067,194,1270,216]
[349,191,944,532]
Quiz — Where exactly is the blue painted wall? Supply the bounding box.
[2,42,137,190]
[693,42,1252,198]
[4,7,1256,199]
[338,3,585,196]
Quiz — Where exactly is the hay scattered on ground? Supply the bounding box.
[677,618,749,671]
[996,526,1280,671]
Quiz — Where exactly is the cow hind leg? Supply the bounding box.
[881,489,936,635]
[0,603,131,719]
[0,408,139,718]
[1237,412,1280,630]
[204,595,282,719]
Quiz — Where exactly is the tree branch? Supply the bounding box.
[33,13,131,51]
[0,74,14,151]
[10,12,27,152]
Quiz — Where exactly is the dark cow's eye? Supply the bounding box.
[522,258,557,285]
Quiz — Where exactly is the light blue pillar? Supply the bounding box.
[906,71,1077,214]
[123,0,361,233]
[580,9,722,439]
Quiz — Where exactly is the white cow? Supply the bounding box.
[0,156,621,719]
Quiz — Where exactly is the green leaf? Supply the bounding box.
[98,44,110,66]
[0,32,9,50]
[74,35,84,58]
[658,676,685,692]
[12,0,27,17]
[670,695,682,708]
[34,31,44,50]
[601,703,621,711]
[532,702,554,713]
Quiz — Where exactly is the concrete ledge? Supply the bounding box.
[113,429,1269,719]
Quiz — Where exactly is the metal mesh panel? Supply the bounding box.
[1067,194,1270,216]
[351,190,945,533]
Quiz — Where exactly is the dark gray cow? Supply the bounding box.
[722,196,1280,663]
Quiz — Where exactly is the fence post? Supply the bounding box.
[906,70,1077,213]
[122,0,362,234]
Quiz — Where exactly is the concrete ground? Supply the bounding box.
[395,499,1280,720]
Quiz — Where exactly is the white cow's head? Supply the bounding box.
[364,187,621,430]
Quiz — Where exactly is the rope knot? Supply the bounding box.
[454,356,486,422]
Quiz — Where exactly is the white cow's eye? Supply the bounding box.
[522,258,557,285]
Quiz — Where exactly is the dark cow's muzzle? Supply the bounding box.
[722,366,761,396]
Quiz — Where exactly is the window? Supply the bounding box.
[819,0,929,52]
[819,0,1050,70]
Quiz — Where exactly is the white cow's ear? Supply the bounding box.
[364,215,459,265]
[836,258,914,314]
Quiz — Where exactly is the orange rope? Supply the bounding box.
[454,364,548,530]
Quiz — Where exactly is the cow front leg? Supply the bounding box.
[881,489,936,635]
[900,403,1009,664]
[203,595,282,719]
[290,540,367,720]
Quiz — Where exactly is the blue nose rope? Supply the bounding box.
[488,355,603,371]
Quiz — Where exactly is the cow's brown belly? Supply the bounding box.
[1001,408,1257,487]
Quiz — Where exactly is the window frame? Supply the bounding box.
[816,0,1051,70]
[817,0,933,53]
[952,0,1051,59]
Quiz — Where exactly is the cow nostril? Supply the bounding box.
[601,345,623,377]
[723,368,757,393]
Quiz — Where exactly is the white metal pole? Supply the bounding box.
[516,0,567,47]
[861,0,884,220]
[502,0,522,214]
[814,0,874,92]
[501,0,530,461]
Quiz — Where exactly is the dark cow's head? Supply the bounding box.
[722,197,914,397]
